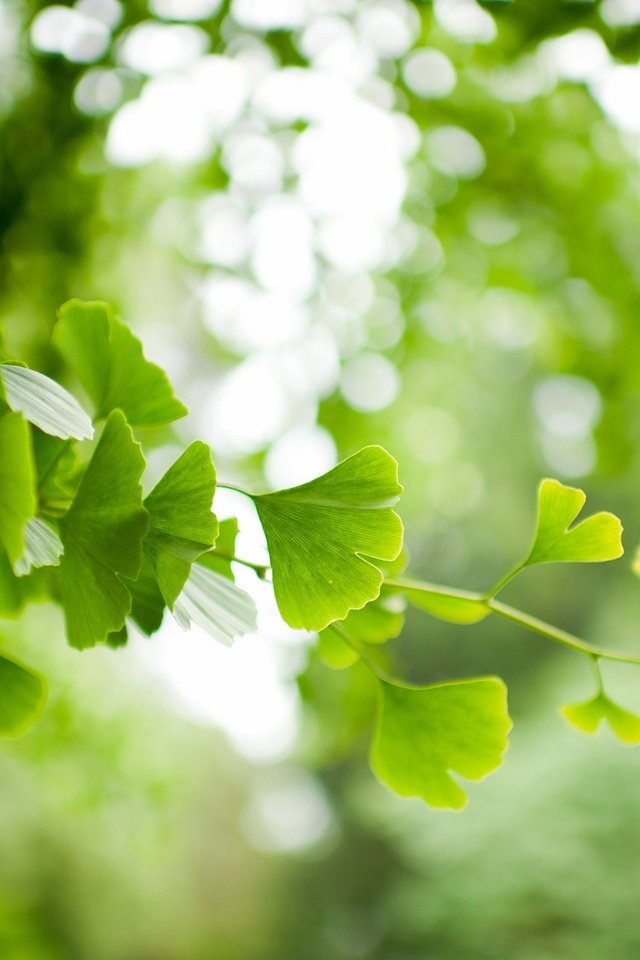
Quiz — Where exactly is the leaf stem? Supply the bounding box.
[485,562,525,599]
[330,624,396,684]
[590,655,604,695]
[386,577,640,667]
[216,483,254,499]
[208,550,270,579]
[486,598,640,666]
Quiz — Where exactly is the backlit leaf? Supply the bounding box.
[0,412,36,568]
[0,653,47,737]
[59,410,149,649]
[524,478,623,567]
[53,300,187,427]
[0,363,93,440]
[143,441,218,608]
[254,446,403,632]
[371,677,511,810]
[562,693,640,745]
[15,517,63,576]
[173,563,257,646]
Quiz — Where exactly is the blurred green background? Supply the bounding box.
[3,0,640,956]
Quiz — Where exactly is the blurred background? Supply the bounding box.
[3,0,640,956]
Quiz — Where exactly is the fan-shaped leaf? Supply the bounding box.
[562,693,640,744]
[15,517,63,576]
[59,410,149,649]
[173,563,257,646]
[371,677,511,810]
[53,300,187,427]
[318,594,406,669]
[254,446,403,632]
[143,441,218,608]
[0,364,93,440]
[525,478,623,567]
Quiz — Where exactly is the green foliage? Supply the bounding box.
[0,299,638,810]
[53,300,188,427]
[524,479,624,568]
[58,409,148,649]
[0,412,36,568]
[0,363,93,441]
[15,517,63,576]
[0,653,46,737]
[254,446,403,631]
[562,693,640,745]
[371,678,511,810]
[398,580,490,624]
[143,441,218,608]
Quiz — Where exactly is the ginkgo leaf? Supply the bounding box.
[53,299,187,427]
[371,677,512,810]
[0,363,93,440]
[173,563,257,646]
[561,693,640,745]
[318,594,406,670]
[317,628,360,669]
[0,653,47,737]
[524,478,623,567]
[126,555,166,636]
[58,410,149,649]
[198,517,239,580]
[0,411,36,568]
[15,517,63,576]
[398,579,490,624]
[143,441,218,609]
[254,446,403,632]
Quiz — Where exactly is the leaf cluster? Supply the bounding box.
[1,300,639,811]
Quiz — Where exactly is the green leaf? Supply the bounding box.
[524,478,623,567]
[0,551,47,616]
[198,517,239,580]
[0,653,47,737]
[398,579,490,624]
[15,517,63,576]
[143,441,218,608]
[0,364,93,440]
[53,300,188,427]
[0,412,36,568]
[173,564,257,646]
[318,595,406,670]
[562,693,640,745]
[254,446,403,632]
[371,677,512,810]
[126,555,166,636]
[59,410,149,649]
[317,628,360,669]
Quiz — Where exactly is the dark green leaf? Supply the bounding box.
[143,441,218,608]
[0,412,36,568]
[59,410,149,649]
[0,653,47,737]
[53,299,188,427]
